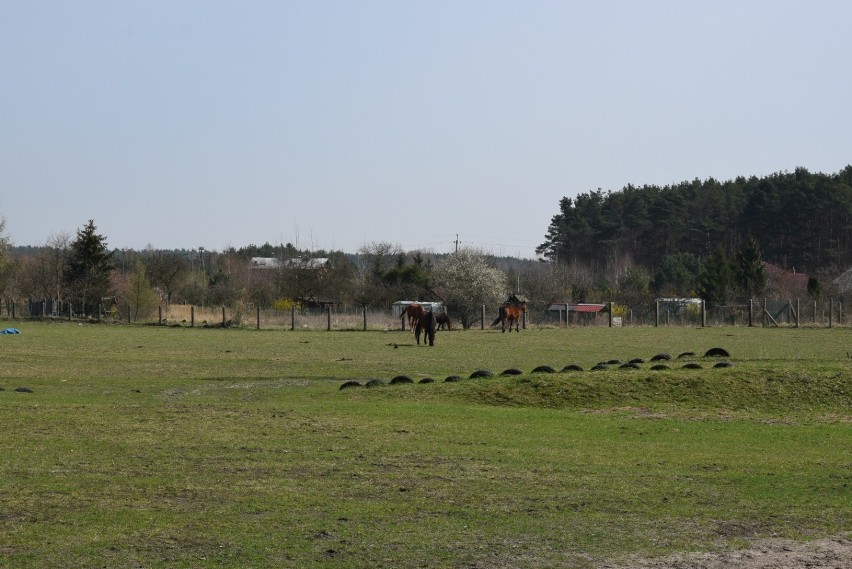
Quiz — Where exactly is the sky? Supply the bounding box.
[2,1,851,259]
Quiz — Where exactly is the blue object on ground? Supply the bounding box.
[1,328,21,334]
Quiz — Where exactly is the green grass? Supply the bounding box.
[0,321,849,567]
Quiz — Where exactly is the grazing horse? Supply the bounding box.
[400,303,427,330]
[436,312,451,331]
[492,302,526,333]
[415,310,437,346]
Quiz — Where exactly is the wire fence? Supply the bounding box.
[4,298,846,330]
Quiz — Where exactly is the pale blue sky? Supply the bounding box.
[2,1,850,258]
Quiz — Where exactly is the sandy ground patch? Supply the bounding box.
[604,535,851,569]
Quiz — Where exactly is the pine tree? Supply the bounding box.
[697,247,735,304]
[735,235,766,299]
[64,220,113,313]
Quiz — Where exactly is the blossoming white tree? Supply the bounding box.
[432,248,506,329]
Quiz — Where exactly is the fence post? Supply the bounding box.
[363,306,367,331]
[291,306,295,331]
[481,305,486,330]
[159,305,163,326]
[256,305,260,330]
[813,300,817,325]
[608,302,614,327]
[702,300,706,327]
[829,298,834,328]
[11,301,15,319]
[222,306,226,326]
[68,303,73,321]
[127,304,131,323]
[191,305,195,328]
[795,298,800,328]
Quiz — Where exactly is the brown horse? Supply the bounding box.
[492,302,526,333]
[400,303,427,330]
[436,312,451,331]
[415,310,437,346]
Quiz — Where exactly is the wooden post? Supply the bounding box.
[326,306,331,331]
[813,300,817,325]
[702,300,706,327]
[829,298,834,328]
[256,306,260,330]
[748,299,753,327]
[481,305,486,330]
[222,306,226,326]
[839,302,843,325]
[68,303,73,321]
[363,306,367,331]
[763,298,768,327]
[191,305,195,328]
[655,300,660,327]
[795,298,800,328]
[159,305,163,326]
[11,301,15,319]
[291,306,295,331]
[608,302,614,327]
[127,304,131,323]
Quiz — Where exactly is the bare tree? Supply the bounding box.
[13,233,70,302]
[0,217,13,300]
[145,250,189,305]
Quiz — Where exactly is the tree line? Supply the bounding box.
[536,166,852,303]
[1,166,851,326]
[0,221,515,328]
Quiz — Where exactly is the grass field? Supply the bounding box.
[0,321,849,568]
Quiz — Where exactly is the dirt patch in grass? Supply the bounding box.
[603,535,851,568]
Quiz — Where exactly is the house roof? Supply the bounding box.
[833,267,852,292]
[763,262,808,296]
[548,303,606,313]
[250,257,329,269]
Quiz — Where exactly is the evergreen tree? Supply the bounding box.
[64,220,113,312]
[652,252,700,297]
[697,247,735,304]
[735,235,766,298]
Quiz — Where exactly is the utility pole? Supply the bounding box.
[455,234,459,253]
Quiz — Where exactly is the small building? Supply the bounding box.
[251,257,329,270]
[296,297,339,312]
[251,257,281,269]
[833,268,852,295]
[547,302,606,325]
[392,300,445,315]
[655,297,703,315]
[763,262,808,298]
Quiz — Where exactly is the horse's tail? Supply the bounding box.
[491,315,502,326]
